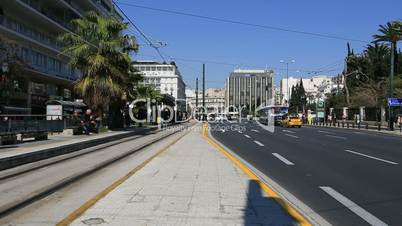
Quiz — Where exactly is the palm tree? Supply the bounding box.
[132,85,162,125]
[58,11,139,112]
[373,21,402,129]
[373,21,402,97]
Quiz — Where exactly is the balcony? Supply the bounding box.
[0,15,63,51]
[30,64,79,81]
[19,0,73,31]
[90,0,111,16]
[62,0,85,17]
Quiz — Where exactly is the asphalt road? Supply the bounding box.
[210,121,402,226]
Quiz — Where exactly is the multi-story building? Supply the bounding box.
[132,61,186,112]
[186,88,225,114]
[0,0,122,114]
[225,69,274,115]
[280,75,338,104]
[274,87,282,105]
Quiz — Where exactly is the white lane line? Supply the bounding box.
[282,130,295,134]
[318,130,334,134]
[325,134,347,140]
[251,129,260,133]
[238,130,243,134]
[254,140,264,146]
[320,186,388,226]
[272,153,295,165]
[244,134,251,138]
[285,134,299,139]
[345,150,398,165]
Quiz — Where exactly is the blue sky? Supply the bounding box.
[116,0,402,89]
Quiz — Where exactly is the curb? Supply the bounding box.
[202,123,314,226]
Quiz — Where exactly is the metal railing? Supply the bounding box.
[310,120,401,132]
[20,0,73,30]
[0,15,63,51]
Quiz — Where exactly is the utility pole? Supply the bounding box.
[202,64,206,120]
[280,60,295,106]
[389,42,395,130]
[195,77,198,108]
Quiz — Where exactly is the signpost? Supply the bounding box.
[316,99,325,121]
[388,98,402,107]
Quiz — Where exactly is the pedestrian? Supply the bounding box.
[82,109,92,135]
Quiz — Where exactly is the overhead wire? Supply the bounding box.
[115,1,369,43]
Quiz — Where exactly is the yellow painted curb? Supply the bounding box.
[57,129,191,226]
[202,123,312,226]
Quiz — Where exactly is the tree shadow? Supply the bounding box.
[244,179,296,226]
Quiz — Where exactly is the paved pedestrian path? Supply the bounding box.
[69,124,296,226]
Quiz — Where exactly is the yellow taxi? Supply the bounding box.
[281,115,303,128]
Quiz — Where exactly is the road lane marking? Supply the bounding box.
[244,134,251,138]
[283,130,295,134]
[254,140,265,146]
[272,153,295,165]
[319,186,388,226]
[285,134,299,139]
[325,135,347,140]
[238,130,243,134]
[318,130,334,134]
[345,150,398,165]
[251,129,260,133]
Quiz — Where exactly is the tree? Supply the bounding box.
[289,79,307,114]
[59,11,140,115]
[373,21,402,98]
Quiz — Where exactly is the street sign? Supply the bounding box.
[318,101,324,108]
[388,98,402,107]
[317,112,325,118]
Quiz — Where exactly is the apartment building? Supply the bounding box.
[0,0,121,114]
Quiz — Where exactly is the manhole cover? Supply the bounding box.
[82,218,106,225]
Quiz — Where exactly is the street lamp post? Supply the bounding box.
[280,60,295,106]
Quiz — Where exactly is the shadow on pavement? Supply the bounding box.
[244,179,295,226]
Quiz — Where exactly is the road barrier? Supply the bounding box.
[311,120,399,133]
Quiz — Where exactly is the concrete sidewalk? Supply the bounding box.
[67,124,296,226]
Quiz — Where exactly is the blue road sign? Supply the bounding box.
[388,98,402,107]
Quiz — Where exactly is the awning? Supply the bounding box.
[45,100,87,108]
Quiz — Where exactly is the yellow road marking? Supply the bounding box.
[202,124,312,226]
[57,129,191,226]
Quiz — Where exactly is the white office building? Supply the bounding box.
[225,69,274,115]
[132,61,186,111]
[280,75,338,104]
[186,88,225,114]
